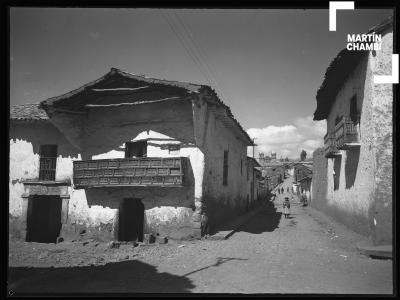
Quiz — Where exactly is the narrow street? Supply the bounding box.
[8,175,393,294]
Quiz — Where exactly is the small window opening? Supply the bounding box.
[125,141,147,158]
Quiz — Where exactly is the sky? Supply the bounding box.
[10,7,393,159]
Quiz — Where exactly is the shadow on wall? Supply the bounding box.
[8,260,195,294]
[10,122,80,157]
[311,149,328,211]
[345,148,360,189]
[325,200,372,239]
[79,101,198,160]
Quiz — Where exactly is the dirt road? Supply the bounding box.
[8,178,393,295]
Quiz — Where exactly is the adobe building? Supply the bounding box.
[260,162,285,191]
[311,16,393,246]
[246,157,266,209]
[258,152,277,164]
[9,68,254,243]
[293,162,312,201]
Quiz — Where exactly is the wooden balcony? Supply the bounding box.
[324,132,341,158]
[73,157,186,189]
[335,116,361,150]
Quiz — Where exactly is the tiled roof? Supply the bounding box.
[247,156,261,167]
[39,68,253,145]
[10,103,49,121]
[313,15,393,121]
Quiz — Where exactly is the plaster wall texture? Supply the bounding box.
[63,100,202,239]
[10,99,206,240]
[312,30,392,245]
[196,99,249,226]
[9,122,80,219]
[10,94,251,240]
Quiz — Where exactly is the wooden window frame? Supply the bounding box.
[39,144,58,181]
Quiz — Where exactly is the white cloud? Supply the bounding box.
[247,116,326,160]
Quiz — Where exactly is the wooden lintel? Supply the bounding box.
[53,108,87,115]
[91,86,149,92]
[85,96,183,108]
[115,118,192,127]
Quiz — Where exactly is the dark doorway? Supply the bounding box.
[333,156,342,191]
[26,195,62,243]
[118,198,144,242]
[125,141,147,158]
[345,148,360,189]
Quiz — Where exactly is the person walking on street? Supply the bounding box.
[283,197,291,218]
[287,187,289,193]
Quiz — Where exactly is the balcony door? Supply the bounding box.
[125,141,147,158]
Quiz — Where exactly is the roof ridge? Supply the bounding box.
[314,15,393,120]
[112,67,206,88]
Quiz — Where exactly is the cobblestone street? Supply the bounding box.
[8,175,393,295]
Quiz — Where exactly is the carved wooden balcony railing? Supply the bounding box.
[324,132,341,158]
[335,115,361,150]
[73,157,185,188]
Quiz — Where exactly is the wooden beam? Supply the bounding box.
[52,108,87,115]
[85,96,183,108]
[91,86,149,92]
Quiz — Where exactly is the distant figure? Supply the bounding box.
[301,194,308,206]
[283,197,291,219]
[287,187,289,193]
[291,187,294,193]
[277,188,280,194]
[201,213,210,238]
[281,187,284,194]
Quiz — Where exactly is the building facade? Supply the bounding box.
[260,163,285,191]
[293,162,313,201]
[9,68,254,243]
[246,157,267,209]
[311,17,393,246]
[258,152,277,165]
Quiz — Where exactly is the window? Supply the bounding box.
[125,141,147,158]
[168,144,180,155]
[39,145,57,181]
[223,150,228,186]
